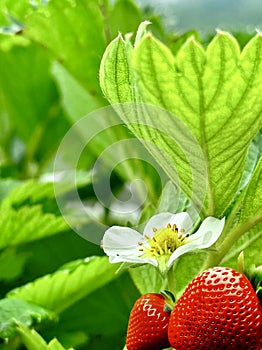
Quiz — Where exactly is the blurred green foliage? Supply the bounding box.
[0,1,261,349]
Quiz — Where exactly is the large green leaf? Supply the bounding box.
[238,157,262,224]
[0,298,55,339]
[100,26,262,217]
[7,256,119,313]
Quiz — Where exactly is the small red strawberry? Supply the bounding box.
[168,266,262,350]
[126,293,171,350]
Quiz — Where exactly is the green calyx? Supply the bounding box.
[238,251,262,304]
[246,265,262,304]
[160,289,176,312]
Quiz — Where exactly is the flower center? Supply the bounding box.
[139,223,188,259]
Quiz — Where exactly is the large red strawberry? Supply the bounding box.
[126,293,171,350]
[168,266,262,350]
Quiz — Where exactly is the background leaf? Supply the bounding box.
[7,257,119,313]
[0,181,68,249]
[0,298,55,339]
[24,0,106,101]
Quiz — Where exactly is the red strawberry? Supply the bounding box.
[126,293,171,350]
[168,266,262,350]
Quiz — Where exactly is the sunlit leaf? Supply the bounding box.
[8,256,119,313]
[100,27,262,217]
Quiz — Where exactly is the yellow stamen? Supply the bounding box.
[139,223,188,259]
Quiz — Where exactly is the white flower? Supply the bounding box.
[102,212,225,273]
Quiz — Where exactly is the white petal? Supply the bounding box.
[108,254,157,266]
[168,217,225,267]
[187,216,225,247]
[103,226,143,248]
[102,226,157,266]
[168,212,193,232]
[143,212,193,237]
[168,244,198,266]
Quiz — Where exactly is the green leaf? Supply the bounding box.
[238,157,262,224]
[0,178,21,202]
[53,57,163,205]
[0,35,59,143]
[100,34,135,103]
[0,176,93,250]
[7,256,119,313]
[239,134,261,191]
[168,30,200,55]
[100,28,262,217]
[0,298,55,339]
[157,180,197,218]
[24,0,106,100]
[0,0,33,27]
[17,229,103,284]
[53,272,138,338]
[129,264,162,294]
[173,252,208,298]
[0,181,68,249]
[109,0,142,39]
[43,272,138,349]
[0,248,28,282]
[0,205,66,249]
[51,62,99,124]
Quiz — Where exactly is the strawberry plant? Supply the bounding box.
[0,0,261,349]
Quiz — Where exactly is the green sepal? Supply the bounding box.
[163,303,173,313]
[160,289,176,311]
[245,264,262,304]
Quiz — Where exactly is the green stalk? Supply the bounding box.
[159,261,177,295]
[202,212,262,269]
